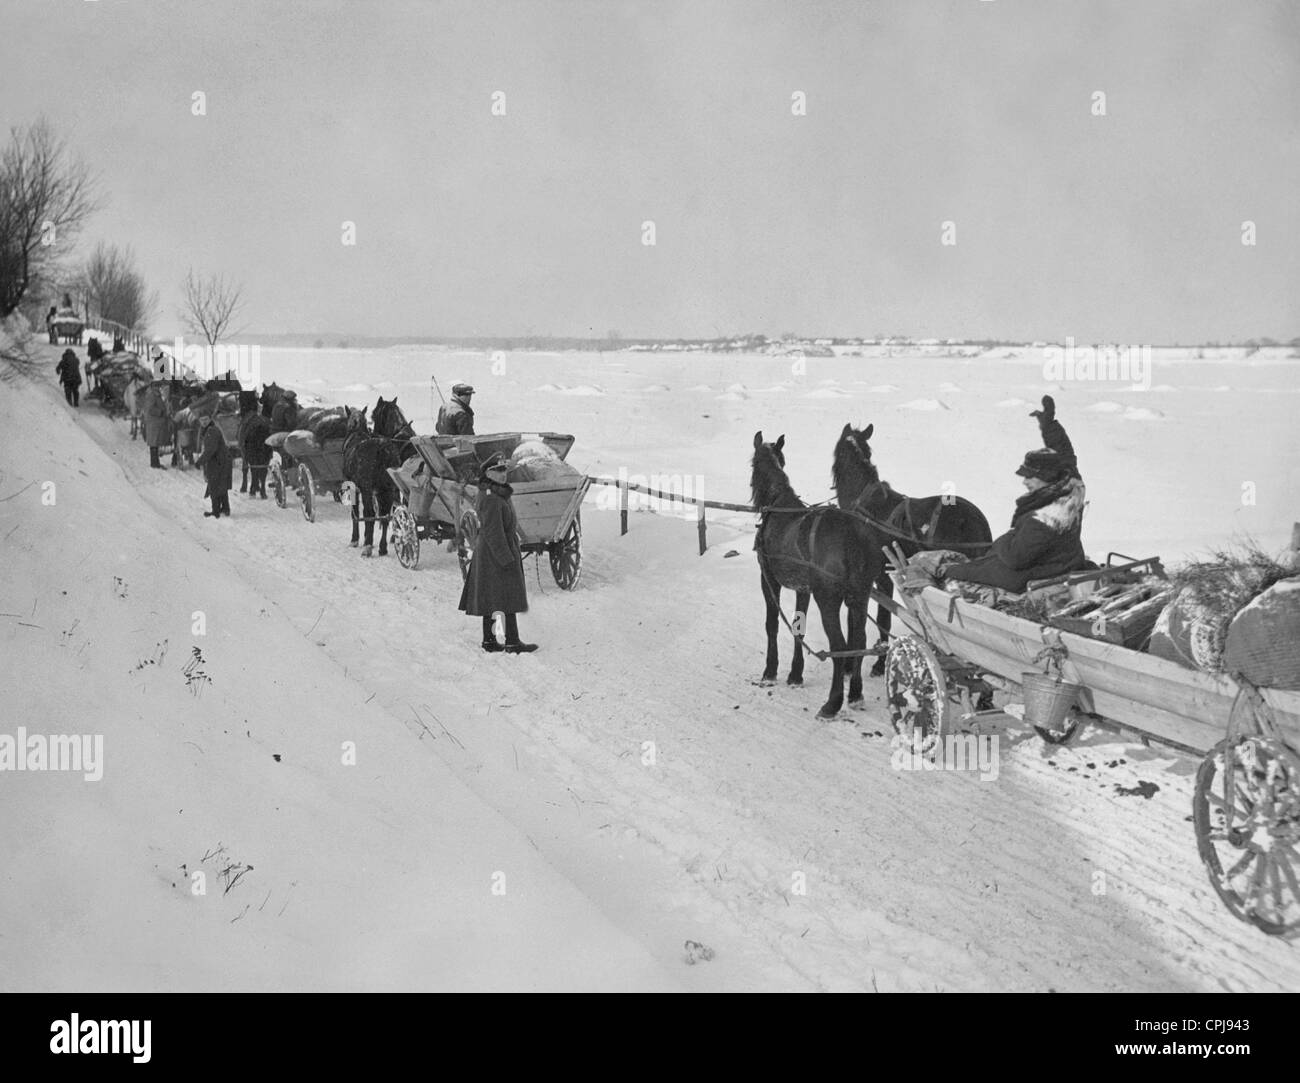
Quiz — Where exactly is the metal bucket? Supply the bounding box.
[1020,672,1081,730]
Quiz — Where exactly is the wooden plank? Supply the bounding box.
[903,587,1300,754]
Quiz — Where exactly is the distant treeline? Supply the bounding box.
[226,333,1300,352]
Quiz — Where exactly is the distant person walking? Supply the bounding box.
[458,457,537,653]
[195,415,233,518]
[55,348,82,407]
[436,382,475,436]
[142,380,171,469]
[46,306,58,344]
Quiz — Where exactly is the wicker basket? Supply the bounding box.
[1020,673,1081,729]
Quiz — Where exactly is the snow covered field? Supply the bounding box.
[2,342,1298,991]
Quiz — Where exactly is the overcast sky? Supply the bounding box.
[4,0,1297,341]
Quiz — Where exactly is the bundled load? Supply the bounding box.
[283,429,321,459]
[1149,544,1299,675]
[508,439,581,484]
[1223,577,1300,690]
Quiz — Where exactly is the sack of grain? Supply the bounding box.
[1223,576,1300,690]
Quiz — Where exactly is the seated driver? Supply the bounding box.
[944,396,1088,593]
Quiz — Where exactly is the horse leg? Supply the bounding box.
[350,487,360,547]
[870,566,893,678]
[361,486,376,556]
[814,593,847,719]
[788,589,809,685]
[377,486,392,556]
[760,571,780,683]
[846,599,867,705]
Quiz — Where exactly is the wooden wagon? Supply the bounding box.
[268,435,349,522]
[881,550,1300,937]
[387,432,590,590]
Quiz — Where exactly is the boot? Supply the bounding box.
[481,616,504,652]
[502,613,538,653]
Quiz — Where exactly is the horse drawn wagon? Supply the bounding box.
[880,547,1300,938]
[267,432,349,521]
[387,432,589,589]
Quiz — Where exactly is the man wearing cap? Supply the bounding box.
[458,456,538,653]
[437,383,475,436]
[271,388,299,433]
[944,396,1087,592]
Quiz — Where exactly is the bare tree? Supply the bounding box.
[180,268,245,348]
[77,242,159,331]
[0,118,101,318]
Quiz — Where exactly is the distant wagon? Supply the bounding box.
[387,432,589,590]
[49,309,84,345]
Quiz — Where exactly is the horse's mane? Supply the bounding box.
[750,443,803,510]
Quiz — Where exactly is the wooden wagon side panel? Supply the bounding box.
[510,481,586,545]
[899,585,1300,754]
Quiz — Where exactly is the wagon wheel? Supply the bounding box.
[299,464,316,523]
[1193,692,1300,937]
[885,635,950,759]
[391,504,420,570]
[269,460,287,509]
[457,507,480,580]
[549,516,582,591]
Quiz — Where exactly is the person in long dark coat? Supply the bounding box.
[458,457,537,652]
[240,409,273,499]
[55,349,81,406]
[194,416,233,517]
[142,382,171,469]
[945,397,1088,593]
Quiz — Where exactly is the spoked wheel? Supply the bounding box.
[457,507,480,580]
[391,504,420,569]
[269,460,287,509]
[299,464,316,522]
[885,635,950,759]
[549,516,582,590]
[1193,693,1300,936]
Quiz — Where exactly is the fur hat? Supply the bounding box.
[452,382,474,395]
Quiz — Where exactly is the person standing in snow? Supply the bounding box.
[458,456,537,653]
[55,348,82,407]
[437,382,475,436]
[142,380,172,469]
[195,415,233,518]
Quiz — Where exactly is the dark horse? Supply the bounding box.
[751,431,886,719]
[344,397,414,557]
[831,422,993,675]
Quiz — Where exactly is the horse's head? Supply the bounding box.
[832,422,879,498]
[345,404,370,436]
[751,430,792,508]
